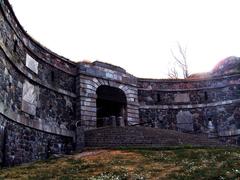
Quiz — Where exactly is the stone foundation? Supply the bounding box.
[0,114,73,166]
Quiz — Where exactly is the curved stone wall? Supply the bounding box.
[138,75,240,145]
[0,0,76,165]
[138,75,240,105]
[0,0,140,166]
[1,0,240,166]
[0,1,77,132]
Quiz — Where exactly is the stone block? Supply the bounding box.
[117,117,125,127]
[110,116,116,127]
[22,80,38,104]
[102,117,109,126]
[76,127,85,150]
[21,80,38,115]
[26,54,38,74]
[22,100,36,116]
[174,93,190,103]
[176,110,193,132]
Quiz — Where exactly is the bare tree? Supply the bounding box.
[168,67,178,79]
[169,42,189,79]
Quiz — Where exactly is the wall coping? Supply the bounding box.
[138,82,240,92]
[0,1,77,76]
[138,73,240,83]
[218,129,240,137]
[1,0,76,66]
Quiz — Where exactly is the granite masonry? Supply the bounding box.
[1,0,240,166]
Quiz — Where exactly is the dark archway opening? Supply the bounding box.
[96,85,127,127]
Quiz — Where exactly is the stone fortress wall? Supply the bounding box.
[1,0,240,166]
[0,0,139,165]
[0,0,77,166]
[138,75,240,145]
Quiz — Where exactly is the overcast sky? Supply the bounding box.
[8,0,240,78]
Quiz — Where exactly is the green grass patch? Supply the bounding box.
[0,147,240,179]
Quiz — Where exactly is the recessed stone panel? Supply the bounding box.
[176,111,193,132]
[174,93,190,103]
[26,54,38,74]
[22,80,38,115]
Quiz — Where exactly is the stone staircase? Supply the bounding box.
[85,126,227,148]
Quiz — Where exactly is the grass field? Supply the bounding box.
[1,147,240,179]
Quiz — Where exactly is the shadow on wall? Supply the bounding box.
[0,125,5,166]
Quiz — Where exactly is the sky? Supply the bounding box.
[8,0,240,78]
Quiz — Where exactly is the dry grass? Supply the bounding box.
[0,147,240,179]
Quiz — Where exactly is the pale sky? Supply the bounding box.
[8,0,240,78]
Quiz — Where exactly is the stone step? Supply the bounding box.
[84,126,227,148]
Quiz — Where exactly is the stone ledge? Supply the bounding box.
[140,99,240,109]
[218,129,240,137]
[0,42,76,98]
[138,73,240,83]
[0,2,77,74]
[79,74,138,88]
[85,127,224,147]
[138,82,240,92]
[0,102,75,137]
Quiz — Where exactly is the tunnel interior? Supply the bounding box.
[96,85,127,127]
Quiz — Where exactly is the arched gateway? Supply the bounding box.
[96,85,127,127]
[77,61,140,130]
[2,0,240,167]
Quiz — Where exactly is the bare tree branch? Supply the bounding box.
[169,42,189,79]
[168,67,178,79]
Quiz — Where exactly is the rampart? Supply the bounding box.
[0,0,240,166]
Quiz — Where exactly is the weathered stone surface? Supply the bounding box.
[26,54,38,74]
[0,115,73,166]
[0,4,78,167]
[22,80,38,115]
[76,127,85,150]
[174,93,190,103]
[176,111,193,132]
[85,126,224,148]
[77,74,139,129]
[3,0,240,167]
